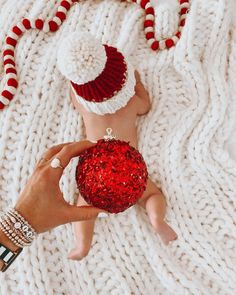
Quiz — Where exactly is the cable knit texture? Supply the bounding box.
[0,0,236,294]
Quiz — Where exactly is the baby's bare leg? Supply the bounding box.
[138,179,177,245]
[68,196,97,260]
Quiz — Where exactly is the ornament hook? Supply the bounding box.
[104,128,116,140]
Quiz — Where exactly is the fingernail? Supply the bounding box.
[89,140,97,143]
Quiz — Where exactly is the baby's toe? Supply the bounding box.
[151,219,178,245]
[68,246,90,261]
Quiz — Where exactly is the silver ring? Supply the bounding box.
[50,158,64,169]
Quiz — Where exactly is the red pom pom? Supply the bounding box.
[6,37,17,47]
[49,21,58,32]
[180,0,189,4]
[76,139,148,213]
[180,19,186,26]
[1,90,13,100]
[6,68,17,74]
[35,19,44,29]
[165,38,174,48]
[146,7,154,15]
[151,40,159,50]
[180,8,188,15]
[60,1,71,10]
[140,0,149,9]
[7,79,18,88]
[144,20,154,27]
[56,11,66,21]
[22,19,31,30]
[146,32,154,40]
[4,59,15,66]
[3,50,14,57]
[0,102,5,109]
[12,26,22,36]
[175,31,181,38]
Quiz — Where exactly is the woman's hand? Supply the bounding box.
[14,141,107,234]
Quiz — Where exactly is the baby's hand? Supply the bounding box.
[134,70,151,115]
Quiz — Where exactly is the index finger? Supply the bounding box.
[36,142,73,168]
[48,140,96,178]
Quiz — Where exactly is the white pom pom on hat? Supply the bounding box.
[57,32,135,115]
[57,32,107,84]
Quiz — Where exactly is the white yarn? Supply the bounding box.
[0,0,236,294]
[72,59,135,115]
[57,32,107,84]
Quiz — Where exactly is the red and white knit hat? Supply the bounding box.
[57,32,135,115]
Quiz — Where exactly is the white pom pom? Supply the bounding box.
[57,32,107,84]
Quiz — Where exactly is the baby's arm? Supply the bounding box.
[134,71,151,115]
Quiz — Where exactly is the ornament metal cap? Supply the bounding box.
[103,128,116,141]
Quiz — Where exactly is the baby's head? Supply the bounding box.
[57,32,135,115]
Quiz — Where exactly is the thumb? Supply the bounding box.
[66,204,109,222]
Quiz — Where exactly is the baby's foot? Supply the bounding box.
[68,218,96,261]
[152,219,178,245]
[68,242,90,261]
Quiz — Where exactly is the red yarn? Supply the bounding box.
[6,37,17,47]
[144,20,154,27]
[22,19,31,30]
[140,0,149,9]
[7,79,18,88]
[60,1,71,10]
[1,90,13,100]
[35,19,44,29]
[151,40,159,50]
[56,11,66,21]
[180,0,189,3]
[12,26,23,36]
[4,59,15,66]
[49,20,58,32]
[146,32,154,40]
[6,68,17,74]
[3,50,14,57]
[0,102,5,109]
[165,38,174,48]
[72,45,127,102]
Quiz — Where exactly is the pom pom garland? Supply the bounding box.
[0,0,190,110]
[142,0,190,51]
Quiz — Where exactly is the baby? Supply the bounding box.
[57,33,177,261]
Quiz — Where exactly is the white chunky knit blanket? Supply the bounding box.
[0,0,236,294]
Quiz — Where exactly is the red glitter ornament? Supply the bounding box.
[75,133,148,213]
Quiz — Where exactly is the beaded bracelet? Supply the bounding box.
[0,208,37,248]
